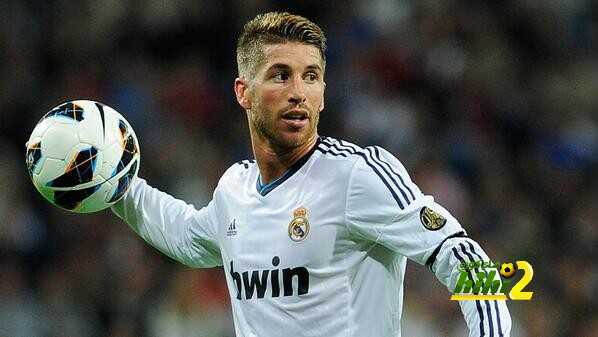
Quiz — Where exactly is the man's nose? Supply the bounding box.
[288,76,307,104]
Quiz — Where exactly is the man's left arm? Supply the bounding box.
[429,233,512,337]
[345,146,511,337]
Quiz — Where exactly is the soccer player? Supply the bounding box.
[113,12,511,337]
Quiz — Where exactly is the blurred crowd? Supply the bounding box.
[1,1,597,336]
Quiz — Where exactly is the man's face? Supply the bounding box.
[242,42,325,151]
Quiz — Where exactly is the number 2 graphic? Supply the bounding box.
[509,261,534,300]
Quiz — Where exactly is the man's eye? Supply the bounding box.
[273,73,289,81]
[305,73,319,82]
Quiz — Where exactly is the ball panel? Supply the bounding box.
[31,175,56,206]
[53,184,101,211]
[74,100,111,151]
[93,101,107,144]
[47,146,99,188]
[25,140,42,177]
[117,132,138,173]
[73,179,116,213]
[107,158,138,203]
[29,118,55,139]
[42,101,85,122]
[98,104,129,176]
[36,157,69,187]
[98,112,140,180]
[97,141,121,180]
[41,124,80,160]
[77,118,103,149]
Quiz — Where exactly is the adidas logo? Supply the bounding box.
[227,219,238,237]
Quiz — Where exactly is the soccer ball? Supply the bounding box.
[26,100,140,213]
[499,262,516,279]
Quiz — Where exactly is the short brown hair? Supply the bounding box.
[236,12,327,78]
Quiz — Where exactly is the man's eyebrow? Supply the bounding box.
[265,63,323,72]
[266,63,291,72]
[305,64,322,72]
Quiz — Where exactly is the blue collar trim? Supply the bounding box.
[256,137,321,196]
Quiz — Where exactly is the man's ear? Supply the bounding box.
[234,78,252,110]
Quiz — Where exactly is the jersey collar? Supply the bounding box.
[256,137,321,196]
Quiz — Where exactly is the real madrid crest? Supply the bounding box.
[288,207,310,242]
[420,206,446,231]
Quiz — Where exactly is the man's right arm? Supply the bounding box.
[112,177,222,268]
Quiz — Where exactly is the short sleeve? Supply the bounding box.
[345,146,466,265]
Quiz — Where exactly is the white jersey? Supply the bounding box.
[113,136,511,337]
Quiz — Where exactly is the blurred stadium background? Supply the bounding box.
[2,1,597,336]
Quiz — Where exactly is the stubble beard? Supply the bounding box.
[250,105,318,154]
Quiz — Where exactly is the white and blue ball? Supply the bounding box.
[26,100,140,213]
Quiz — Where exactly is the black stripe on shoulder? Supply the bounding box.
[334,140,413,206]
[372,146,415,200]
[236,159,255,169]
[316,144,349,157]
[425,231,467,272]
[319,139,405,209]
[365,146,411,204]
[325,139,416,208]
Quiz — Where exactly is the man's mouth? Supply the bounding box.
[282,115,308,121]
[281,110,309,121]
[280,109,309,129]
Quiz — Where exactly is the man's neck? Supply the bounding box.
[252,135,318,185]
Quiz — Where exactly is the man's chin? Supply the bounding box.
[272,130,313,151]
